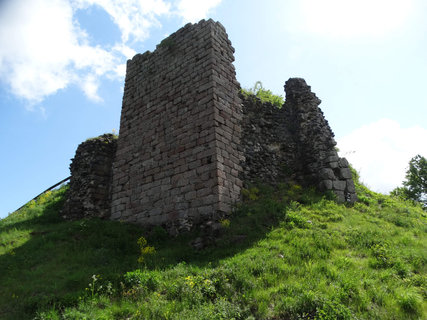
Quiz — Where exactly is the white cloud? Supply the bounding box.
[0,0,71,102]
[298,0,415,38]
[0,0,119,104]
[113,43,137,60]
[81,74,102,102]
[73,0,171,43]
[338,118,427,193]
[175,0,222,23]
[0,0,223,106]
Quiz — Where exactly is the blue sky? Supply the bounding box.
[1,0,426,218]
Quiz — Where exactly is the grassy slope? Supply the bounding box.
[0,181,426,320]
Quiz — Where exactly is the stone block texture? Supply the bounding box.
[240,95,296,185]
[240,78,357,203]
[109,20,243,226]
[283,78,357,203]
[62,134,117,219]
[64,21,358,226]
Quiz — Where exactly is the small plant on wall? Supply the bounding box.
[241,81,284,108]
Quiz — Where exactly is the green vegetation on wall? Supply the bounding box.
[241,81,285,108]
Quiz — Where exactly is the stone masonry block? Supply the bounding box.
[338,168,352,180]
[346,179,356,193]
[333,180,346,191]
[319,168,335,180]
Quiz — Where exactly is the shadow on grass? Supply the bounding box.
[142,184,331,269]
[0,184,326,319]
[0,198,142,319]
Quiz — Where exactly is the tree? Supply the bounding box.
[392,155,427,208]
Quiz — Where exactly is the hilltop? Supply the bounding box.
[1,171,426,320]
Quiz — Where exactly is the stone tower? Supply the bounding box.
[109,20,244,226]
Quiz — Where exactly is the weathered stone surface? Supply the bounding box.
[339,158,349,168]
[338,168,352,179]
[335,191,346,203]
[239,96,295,185]
[346,179,356,193]
[319,168,335,180]
[62,134,117,219]
[329,161,339,169]
[109,20,243,227]
[240,78,357,203]
[64,20,358,230]
[319,180,333,190]
[333,180,347,191]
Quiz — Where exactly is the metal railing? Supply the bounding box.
[15,176,71,212]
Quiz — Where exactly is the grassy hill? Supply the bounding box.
[1,174,426,319]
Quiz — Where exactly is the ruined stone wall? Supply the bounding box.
[63,20,357,226]
[283,78,356,202]
[62,134,117,219]
[240,95,297,185]
[240,78,357,203]
[109,20,243,227]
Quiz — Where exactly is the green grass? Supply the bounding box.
[241,81,284,108]
[0,187,142,319]
[1,180,426,319]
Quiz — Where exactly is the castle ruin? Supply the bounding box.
[62,20,357,228]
